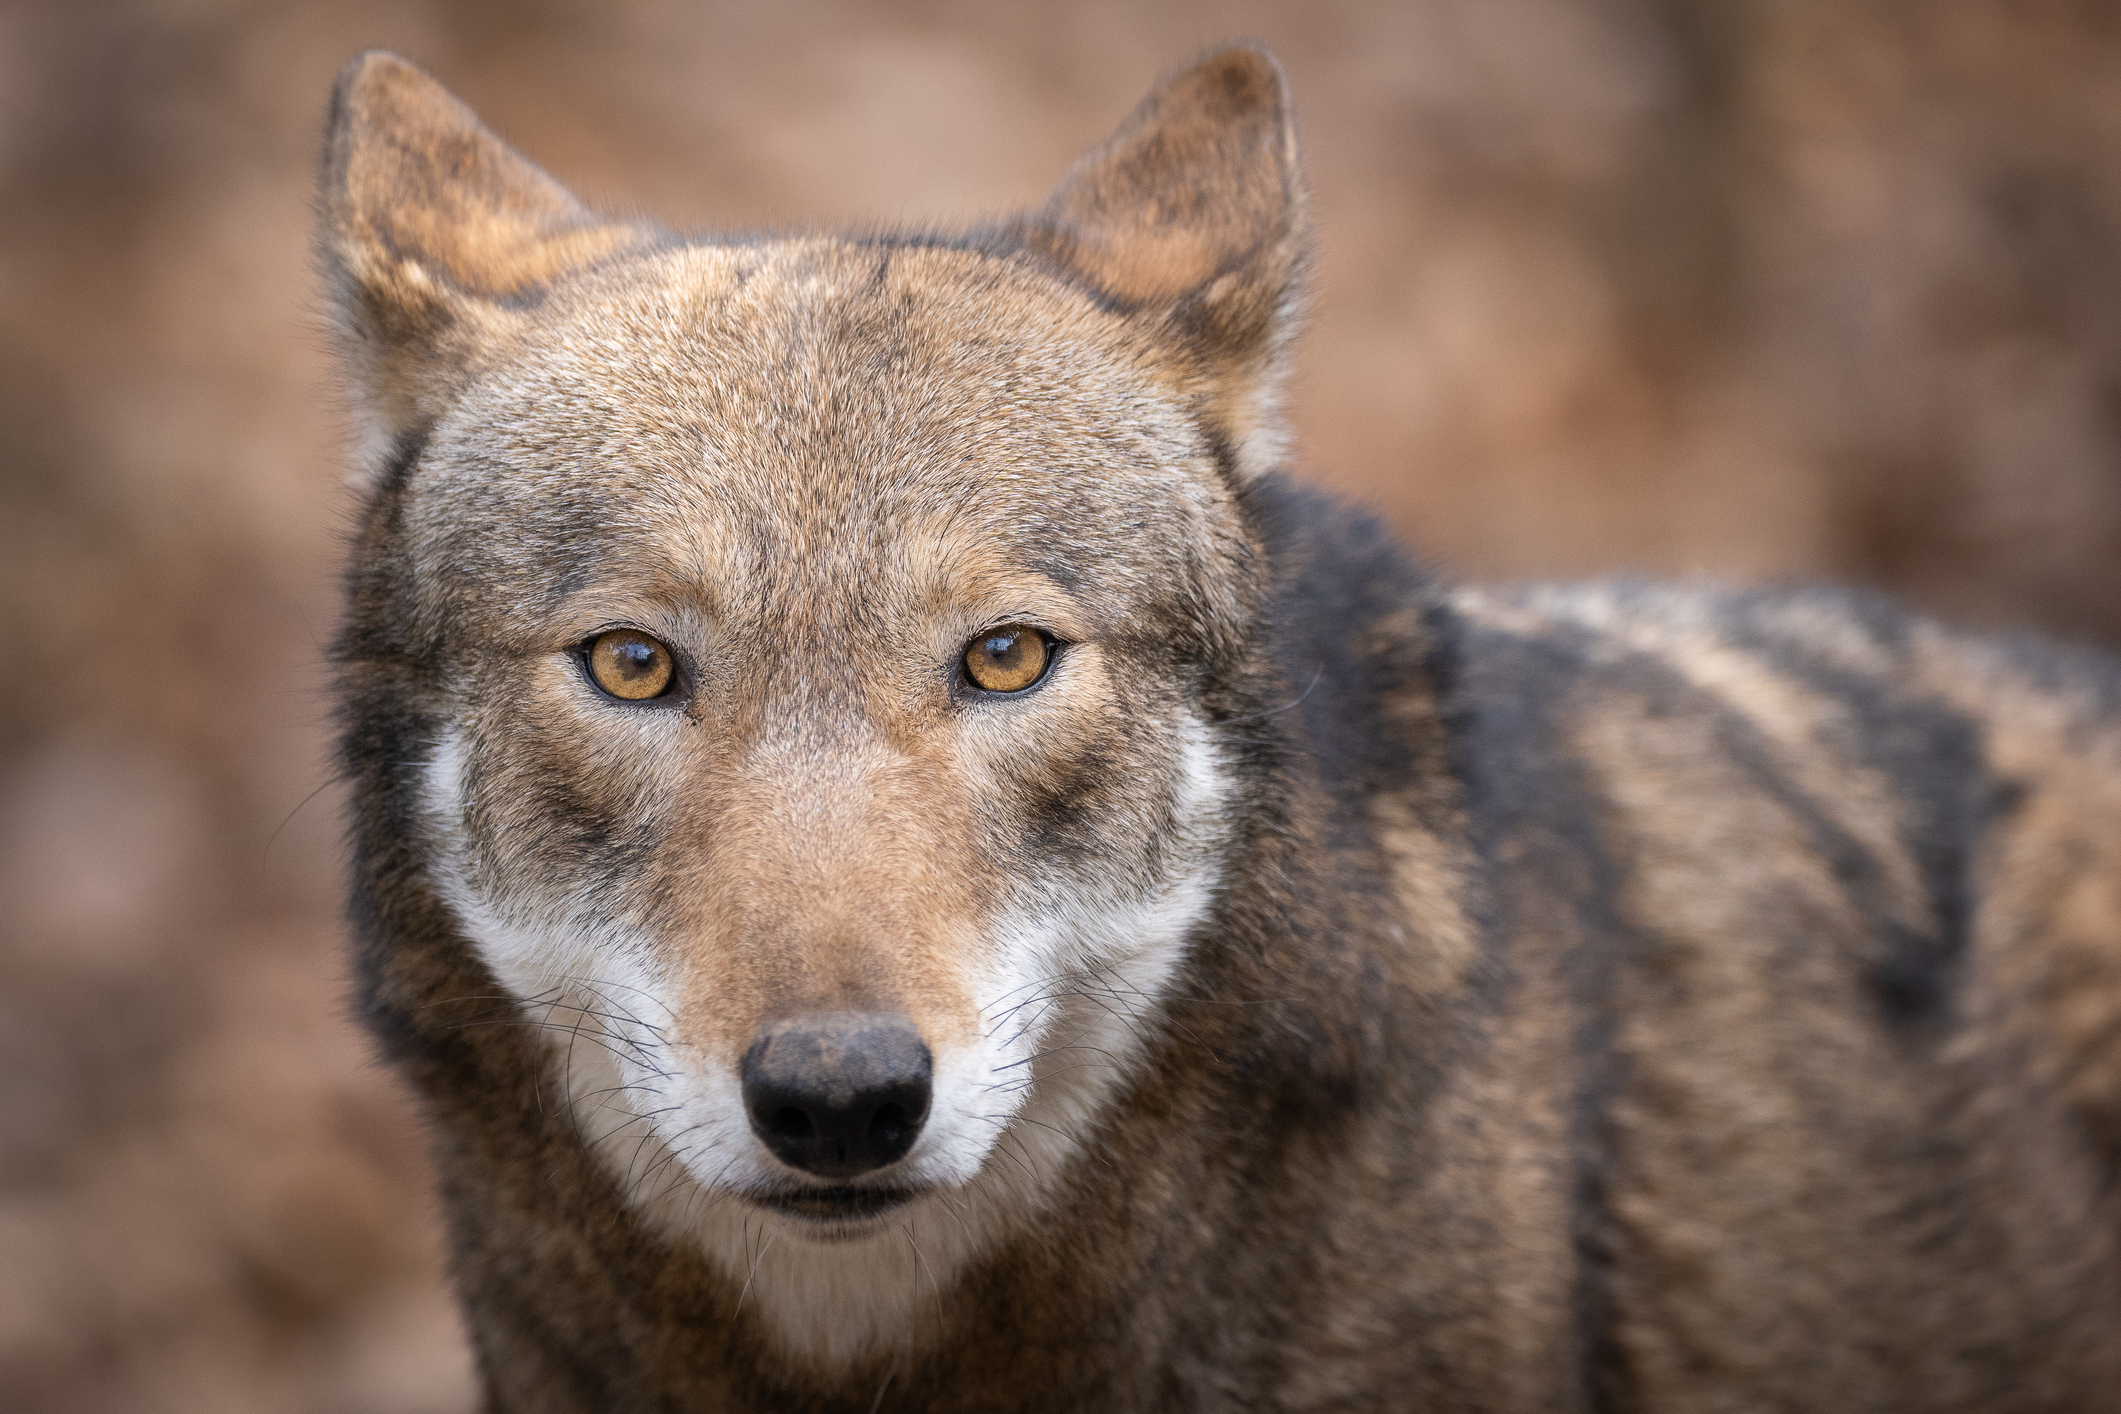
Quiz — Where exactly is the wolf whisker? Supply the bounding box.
[1219,662,1324,728]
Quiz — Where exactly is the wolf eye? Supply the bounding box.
[585,630,675,701]
[961,626,1051,694]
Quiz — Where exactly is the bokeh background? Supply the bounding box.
[3,2,2118,1409]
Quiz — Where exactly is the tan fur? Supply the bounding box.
[323,46,2121,1412]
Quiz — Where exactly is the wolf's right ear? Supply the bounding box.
[1009,46,1307,482]
[319,53,650,480]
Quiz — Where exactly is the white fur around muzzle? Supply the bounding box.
[417,716,1231,1365]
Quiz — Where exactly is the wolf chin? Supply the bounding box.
[322,45,2121,1412]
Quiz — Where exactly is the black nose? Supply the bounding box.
[740,1013,933,1179]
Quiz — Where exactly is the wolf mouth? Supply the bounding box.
[748,1184,921,1226]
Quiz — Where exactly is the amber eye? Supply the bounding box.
[962,626,1051,694]
[585,630,676,701]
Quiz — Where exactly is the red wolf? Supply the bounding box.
[322,44,2121,1411]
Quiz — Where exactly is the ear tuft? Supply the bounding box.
[318,53,649,471]
[1012,46,1307,480]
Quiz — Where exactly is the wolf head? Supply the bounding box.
[324,48,1304,1361]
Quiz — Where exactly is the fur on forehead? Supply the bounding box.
[321,46,1305,491]
[405,239,1252,612]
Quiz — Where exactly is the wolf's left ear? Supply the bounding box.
[1011,46,1306,482]
[319,52,652,479]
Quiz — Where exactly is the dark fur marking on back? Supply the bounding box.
[1447,614,1635,1411]
[1709,589,1989,1026]
[1249,481,1630,1406]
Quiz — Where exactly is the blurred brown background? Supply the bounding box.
[2,2,2118,1410]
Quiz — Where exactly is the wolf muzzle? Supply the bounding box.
[741,1013,934,1179]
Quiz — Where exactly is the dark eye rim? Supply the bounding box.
[955,624,1066,700]
[574,627,687,706]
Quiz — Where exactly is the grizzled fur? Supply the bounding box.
[322,45,2121,1412]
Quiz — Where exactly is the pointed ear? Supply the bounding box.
[1011,46,1306,481]
[318,52,651,475]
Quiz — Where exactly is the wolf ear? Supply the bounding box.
[319,52,649,476]
[1012,46,1306,481]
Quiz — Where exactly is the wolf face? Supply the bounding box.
[325,49,1298,1362]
